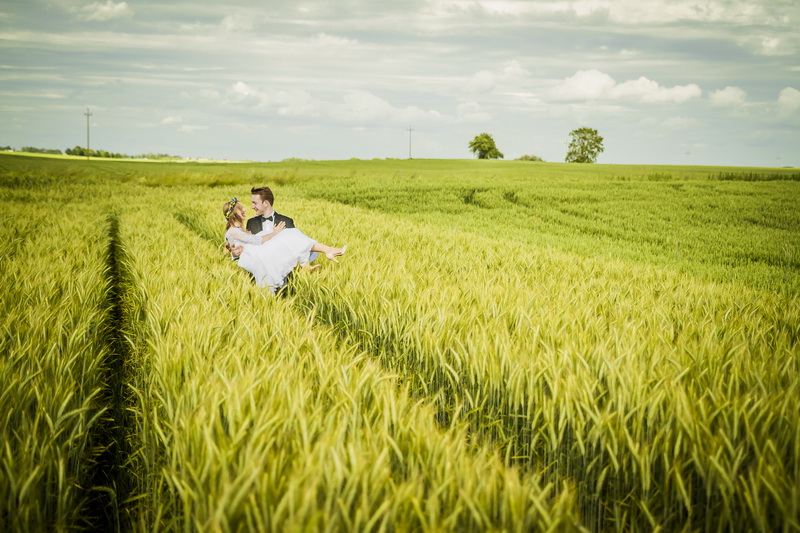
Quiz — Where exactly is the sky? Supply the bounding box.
[1,0,799,166]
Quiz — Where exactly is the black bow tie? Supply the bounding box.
[263,214,274,222]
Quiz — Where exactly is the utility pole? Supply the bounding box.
[407,126,413,159]
[84,107,92,160]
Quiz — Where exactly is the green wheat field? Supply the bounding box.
[1,153,798,532]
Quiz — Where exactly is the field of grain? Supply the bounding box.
[1,154,798,532]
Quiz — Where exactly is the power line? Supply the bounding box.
[84,107,92,160]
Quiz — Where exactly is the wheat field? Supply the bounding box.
[1,154,798,532]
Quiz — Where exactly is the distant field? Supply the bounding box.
[0,150,246,163]
[3,153,797,290]
[2,153,799,531]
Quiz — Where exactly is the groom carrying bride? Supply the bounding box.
[230,186,297,260]
[226,186,344,293]
[236,185,319,274]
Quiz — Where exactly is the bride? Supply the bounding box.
[222,197,346,292]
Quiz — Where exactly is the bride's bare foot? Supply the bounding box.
[301,263,321,272]
[325,245,347,263]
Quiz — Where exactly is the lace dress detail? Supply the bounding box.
[225,227,263,247]
[226,226,316,293]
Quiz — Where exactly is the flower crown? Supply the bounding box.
[225,197,239,219]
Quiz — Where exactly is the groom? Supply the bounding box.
[247,186,294,234]
[230,186,308,262]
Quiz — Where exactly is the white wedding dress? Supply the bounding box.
[226,227,316,292]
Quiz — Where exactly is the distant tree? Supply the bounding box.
[565,127,604,163]
[516,154,544,162]
[21,146,62,155]
[134,152,181,160]
[66,146,130,158]
[468,133,504,159]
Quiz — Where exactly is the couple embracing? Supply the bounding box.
[223,186,347,293]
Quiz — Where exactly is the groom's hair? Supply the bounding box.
[251,186,274,206]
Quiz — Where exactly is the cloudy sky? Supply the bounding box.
[1,0,798,165]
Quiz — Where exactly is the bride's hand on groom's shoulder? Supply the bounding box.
[259,221,287,243]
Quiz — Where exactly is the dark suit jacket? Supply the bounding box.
[246,213,295,235]
[244,212,297,292]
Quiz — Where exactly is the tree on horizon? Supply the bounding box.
[565,127,604,163]
[468,133,504,160]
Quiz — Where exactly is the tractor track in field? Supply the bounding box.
[83,213,132,532]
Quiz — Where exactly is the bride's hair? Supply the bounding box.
[222,199,247,255]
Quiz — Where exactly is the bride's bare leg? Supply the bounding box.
[311,243,348,263]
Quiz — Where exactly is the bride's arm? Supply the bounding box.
[227,227,262,245]
[227,223,286,246]
[258,221,286,243]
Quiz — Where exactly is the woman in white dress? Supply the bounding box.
[222,197,346,292]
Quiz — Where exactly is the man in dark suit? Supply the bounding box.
[247,186,294,234]
[231,186,317,268]
[236,185,317,292]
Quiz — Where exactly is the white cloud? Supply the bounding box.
[478,1,527,16]
[499,60,529,80]
[662,116,697,130]
[612,77,700,103]
[0,90,65,99]
[553,70,616,100]
[465,60,530,94]
[552,70,701,104]
[760,37,780,55]
[455,101,491,123]
[466,70,497,93]
[228,81,323,117]
[221,14,255,33]
[78,1,132,22]
[312,32,358,47]
[231,81,256,98]
[604,0,767,25]
[426,0,785,26]
[778,87,800,115]
[330,91,440,124]
[226,82,439,125]
[338,92,391,122]
[709,86,747,108]
[180,89,221,101]
[276,91,324,118]
[179,124,207,133]
[737,34,794,56]
[543,1,776,25]
[161,116,182,125]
